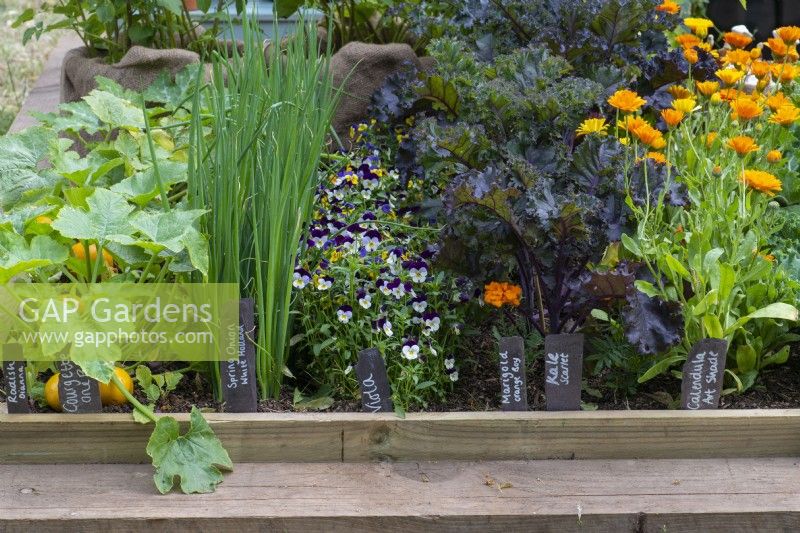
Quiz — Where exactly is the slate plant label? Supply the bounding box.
[544,333,584,411]
[3,345,30,414]
[498,336,527,411]
[221,298,259,413]
[355,348,393,413]
[681,338,728,410]
[58,360,102,413]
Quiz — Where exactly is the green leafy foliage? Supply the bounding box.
[147,407,233,494]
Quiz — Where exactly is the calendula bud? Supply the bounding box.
[713,165,722,175]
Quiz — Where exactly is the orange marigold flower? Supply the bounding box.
[656,0,680,14]
[660,108,685,128]
[776,26,800,44]
[675,33,701,48]
[724,31,753,48]
[767,150,783,163]
[766,37,791,57]
[751,60,771,78]
[483,282,522,308]
[740,169,782,195]
[608,89,647,113]
[769,105,800,126]
[672,97,697,113]
[667,85,693,99]
[716,68,744,86]
[706,132,718,147]
[766,92,790,111]
[726,135,759,156]
[695,80,720,96]
[683,47,699,64]
[723,49,752,67]
[683,17,714,37]
[730,97,763,120]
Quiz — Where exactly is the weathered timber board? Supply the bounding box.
[2,410,800,464]
[1,459,798,532]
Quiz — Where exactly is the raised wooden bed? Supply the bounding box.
[2,409,800,464]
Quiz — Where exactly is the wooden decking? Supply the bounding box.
[1,458,799,532]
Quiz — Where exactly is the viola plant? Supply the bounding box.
[604,20,800,390]
[293,123,467,411]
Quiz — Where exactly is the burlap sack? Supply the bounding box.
[60,46,201,103]
[329,42,423,140]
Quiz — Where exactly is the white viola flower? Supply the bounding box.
[337,305,353,324]
[315,276,333,291]
[449,370,459,382]
[402,340,420,360]
[358,292,372,309]
[444,357,455,370]
[383,320,393,337]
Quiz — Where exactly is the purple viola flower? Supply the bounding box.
[410,294,428,313]
[309,228,329,249]
[362,230,381,252]
[376,279,391,296]
[360,211,377,222]
[420,244,439,260]
[375,317,393,337]
[422,311,441,334]
[408,261,428,283]
[401,338,420,360]
[388,278,404,299]
[292,268,312,289]
[336,305,353,324]
[357,289,372,309]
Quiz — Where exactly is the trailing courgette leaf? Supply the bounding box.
[83,90,146,131]
[147,407,233,494]
[111,161,188,206]
[32,101,102,135]
[0,233,68,283]
[51,188,134,240]
[0,127,59,210]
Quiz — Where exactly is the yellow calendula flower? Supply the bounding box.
[750,60,771,78]
[766,92,790,111]
[646,151,668,164]
[776,26,800,44]
[575,117,609,137]
[741,169,782,195]
[683,17,714,37]
[695,80,720,96]
[667,85,693,99]
[723,49,752,67]
[608,89,647,113]
[726,135,759,156]
[706,132,718,147]
[730,97,763,121]
[767,150,783,163]
[716,68,744,86]
[672,97,697,113]
[772,63,800,83]
[769,105,800,126]
[660,108,685,128]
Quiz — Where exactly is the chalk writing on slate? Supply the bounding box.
[681,338,728,410]
[221,298,258,412]
[58,360,102,413]
[354,348,393,412]
[3,344,30,413]
[498,336,527,411]
[544,333,584,411]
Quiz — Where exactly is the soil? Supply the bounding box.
[3,341,800,414]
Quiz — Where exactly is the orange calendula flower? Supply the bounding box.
[695,80,720,96]
[676,33,701,48]
[766,37,792,57]
[672,97,697,113]
[576,117,608,137]
[713,165,723,175]
[617,115,648,134]
[631,124,665,148]
[769,105,800,126]
[660,108,685,128]
[740,169,782,195]
[723,49,752,67]
[772,63,800,83]
[730,97,763,120]
[683,48,699,64]
[716,68,744,86]
[484,282,522,308]
[608,89,647,113]
[767,150,783,163]
[656,0,680,14]
[667,85,693,99]
[646,151,668,164]
[706,132,718,147]
[750,60,771,78]
[726,135,759,156]
[718,88,741,101]
[776,26,800,44]
[766,92,790,111]
[683,17,714,37]
[724,31,753,48]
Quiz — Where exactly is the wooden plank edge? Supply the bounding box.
[2,409,800,464]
